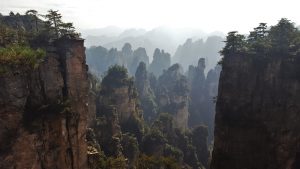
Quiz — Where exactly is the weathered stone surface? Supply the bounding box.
[157,63,189,129]
[0,37,88,169]
[211,54,300,169]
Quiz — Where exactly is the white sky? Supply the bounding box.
[1,0,299,34]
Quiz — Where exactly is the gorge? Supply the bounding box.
[1,10,300,169]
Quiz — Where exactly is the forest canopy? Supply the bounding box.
[0,9,79,73]
[220,18,300,58]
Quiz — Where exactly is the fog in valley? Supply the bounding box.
[1,0,300,169]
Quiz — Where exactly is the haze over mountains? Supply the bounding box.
[82,26,225,57]
[1,3,300,168]
[83,26,225,73]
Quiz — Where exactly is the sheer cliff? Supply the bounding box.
[0,37,88,169]
[211,19,300,169]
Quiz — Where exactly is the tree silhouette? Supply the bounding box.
[269,18,298,54]
[59,22,75,35]
[221,31,246,55]
[44,10,77,38]
[25,10,39,32]
[45,10,62,38]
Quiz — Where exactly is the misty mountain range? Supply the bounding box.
[82,26,225,58]
[83,26,225,72]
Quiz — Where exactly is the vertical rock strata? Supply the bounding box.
[211,54,300,169]
[0,37,88,169]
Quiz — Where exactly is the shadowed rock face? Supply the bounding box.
[0,38,89,169]
[135,62,158,122]
[188,58,221,142]
[156,63,189,129]
[211,54,300,169]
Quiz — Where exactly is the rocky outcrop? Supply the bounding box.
[130,47,149,75]
[135,62,157,122]
[156,64,189,129]
[187,58,220,143]
[0,37,88,169]
[86,43,150,76]
[99,69,142,126]
[173,36,224,72]
[92,65,144,165]
[211,53,300,169]
[188,58,206,127]
[149,48,171,77]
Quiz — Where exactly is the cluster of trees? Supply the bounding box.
[42,10,78,38]
[88,65,211,169]
[221,18,300,58]
[0,9,79,47]
[0,10,80,74]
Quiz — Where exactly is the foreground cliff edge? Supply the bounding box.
[0,37,88,168]
[0,11,89,169]
[211,19,300,169]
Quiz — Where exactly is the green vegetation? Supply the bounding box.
[106,156,127,169]
[0,9,80,74]
[220,18,300,61]
[43,9,78,38]
[137,154,181,169]
[93,63,210,168]
[102,65,133,88]
[0,24,27,47]
[0,45,45,73]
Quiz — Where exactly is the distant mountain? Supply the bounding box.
[84,35,118,48]
[173,36,225,73]
[102,36,156,59]
[83,26,224,60]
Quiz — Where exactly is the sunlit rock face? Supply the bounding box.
[211,53,300,169]
[0,38,89,169]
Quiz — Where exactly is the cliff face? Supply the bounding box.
[187,58,220,143]
[0,38,88,169]
[211,54,300,169]
[135,62,158,122]
[157,64,189,129]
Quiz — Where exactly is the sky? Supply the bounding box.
[1,0,300,34]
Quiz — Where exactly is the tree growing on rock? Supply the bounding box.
[25,9,39,32]
[44,9,77,38]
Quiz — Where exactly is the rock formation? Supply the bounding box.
[188,58,206,127]
[149,48,171,77]
[187,58,221,142]
[173,36,224,72]
[212,52,300,169]
[156,64,189,129]
[135,62,157,122]
[0,37,89,169]
[129,47,149,75]
[211,19,300,169]
[86,43,149,76]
